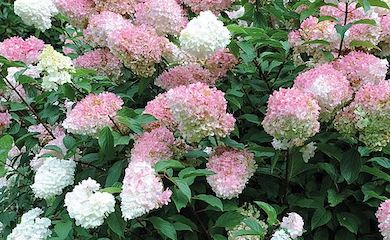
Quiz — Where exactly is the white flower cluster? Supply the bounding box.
[37,45,75,91]
[31,157,76,199]
[179,11,231,59]
[14,0,58,31]
[300,142,317,163]
[64,178,115,229]
[7,208,51,240]
[271,212,305,240]
[271,229,291,240]
[120,161,171,220]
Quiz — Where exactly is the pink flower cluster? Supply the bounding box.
[131,126,175,165]
[333,51,389,90]
[62,92,123,136]
[289,2,385,62]
[262,88,321,149]
[107,25,167,77]
[166,82,236,143]
[134,0,187,36]
[93,0,138,15]
[28,124,65,145]
[293,63,352,120]
[206,148,256,199]
[334,81,390,150]
[155,64,215,90]
[181,0,234,13]
[120,161,172,220]
[143,93,176,130]
[73,48,122,80]
[0,36,44,64]
[84,11,132,47]
[0,112,11,133]
[54,0,96,27]
[376,200,390,240]
[205,48,238,78]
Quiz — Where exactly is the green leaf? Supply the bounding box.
[107,212,125,237]
[351,18,377,26]
[100,186,122,194]
[327,189,347,207]
[194,194,223,211]
[254,201,277,225]
[0,135,13,176]
[335,23,353,37]
[98,127,114,158]
[105,161,124,187]
[337,212,360,234]
[311,208,331,230]
[148,217,177,240]
[240,114,261,125]
[349,40,381,50]
[54,220,72,240]
[174,179,191,200]
[215,211,245,228]
[368,157,390,169]
[361,165,390,182]
[184,150,208,158]
[172,187,189,212]
[340,149,361,184]
[155,160,185,172]
[303,39,330,46]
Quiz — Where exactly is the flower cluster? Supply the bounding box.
[376,200,390,240]
[120,161,172,220]
[134,0,188,36]
[14,0,58,31]
[65,178,115,229]
[143,93,176,130]
[293,63,352,120]
[270,212,304,240]
[93,0,137,15]
[155,64,215,90]
[73,48,122,80]
[37,45,75,91]
[131,126,175,165]
[179,11,231,60]
[31,157,76,199]
[166,82,235,143]
[7,208,51,240]
[0,36,44,64]
[181,0,234,13]
[334,81,390,150]
[28,123,65,145]
[83,11,132,47]
[107,25,167,77]
[5,66,41,102]
[54,0,96,27]
[332,51,389,90]
[0,112,11,133]
[262,88,321,149]
[289,2,385,63]
[206,148,256,199]
[205,48,238,78]
[63,92,123,136]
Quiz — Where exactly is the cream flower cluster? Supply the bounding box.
[37,45,75,91]
[14,0,58,31]
[7,208,51,240]
[65,178,115,229]
[31,157,76,199]
[179,11,231,59]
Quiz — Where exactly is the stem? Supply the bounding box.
[283,150,290,204]
[337,2,349,57]
[109,115,124,135]
[0,72,55,139]
[190,206,212,240]
[73,159,106,172]
[136,218,154,235]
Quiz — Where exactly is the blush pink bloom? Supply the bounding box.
[0,112,11,133]
[166,82,236,143]
[134,0,187,36]
[73,48,122,80]
[0,36,44,64]
[28,124,65,145]
[54,0,97,27]
[205,48,238,78]
[143,93,176,130]
[262,88,320,149]
[131,126,175,165]
[280,212,305,239]
[293,63,352,120]
[84,11,132,47]
[181,0,234,13]
[120,161,172,220]
[333,51,389,90]
[334,81,390,150]
[93,0,138,15]
[376,200,390,240]
[206,148,256,199]
[107,24,167,77]
[62,92,124,136]
[155,63,215,90]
